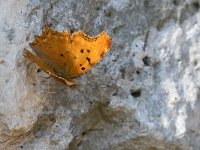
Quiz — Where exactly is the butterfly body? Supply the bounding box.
[23,27,112,86]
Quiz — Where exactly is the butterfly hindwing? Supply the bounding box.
[30,27,71,76]
[23,49,76,86]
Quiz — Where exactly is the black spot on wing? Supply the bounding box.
[59,54,64,57]
[86,57,91,64]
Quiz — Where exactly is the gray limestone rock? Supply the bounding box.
[0,0,200,150]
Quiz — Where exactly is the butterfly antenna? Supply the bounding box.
[73,86,89,101]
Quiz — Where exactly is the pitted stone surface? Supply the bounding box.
[0,0,200,150]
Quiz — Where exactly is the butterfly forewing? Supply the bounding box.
[67,31,112,78]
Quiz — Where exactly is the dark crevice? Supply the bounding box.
[143,56,151,66]
[130,89,141,98]
[193,2,200,10]
[37,68,41,73]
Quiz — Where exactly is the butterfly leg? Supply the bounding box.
[23,49,77,87]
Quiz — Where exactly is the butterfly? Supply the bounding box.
[23,27,112,86]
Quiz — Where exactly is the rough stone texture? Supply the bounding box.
[0,0,200,150]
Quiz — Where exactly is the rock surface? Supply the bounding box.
[0,0,200,150]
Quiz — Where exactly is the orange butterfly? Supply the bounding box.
[23,27,112,86]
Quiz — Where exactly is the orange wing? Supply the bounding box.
[66,31,112,78]
[23,49,76,86]
[29,27,71,77]
[24,27,112,85]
